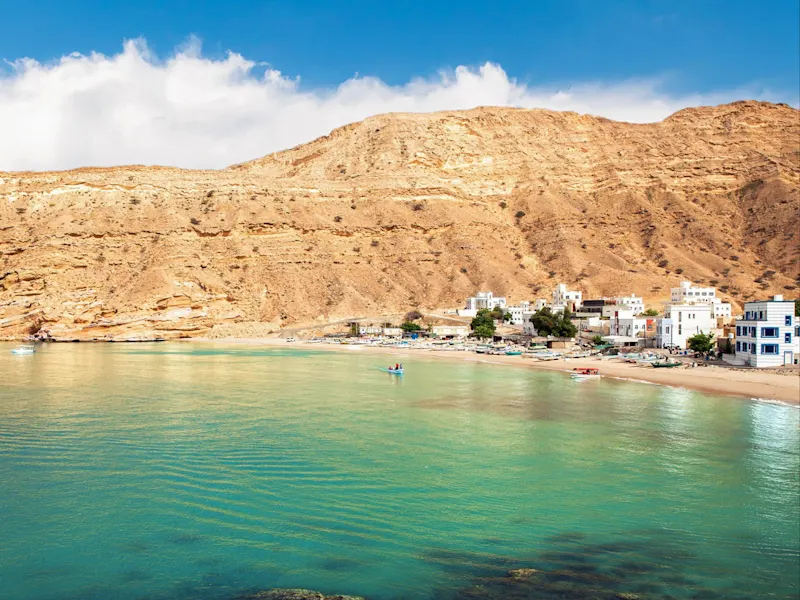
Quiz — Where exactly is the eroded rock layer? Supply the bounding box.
[1,101,798,340]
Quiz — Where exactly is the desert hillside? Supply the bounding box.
[1,100,798,340]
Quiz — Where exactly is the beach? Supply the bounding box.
[200,337,800,405]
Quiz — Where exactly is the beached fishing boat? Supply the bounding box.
[571,368,600,380]
[652,361,682,368]
[505,350,523,356]
[11,345,35,355]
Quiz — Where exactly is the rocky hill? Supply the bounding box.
[1,100,798,340]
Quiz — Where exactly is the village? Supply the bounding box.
[298,281,799,371]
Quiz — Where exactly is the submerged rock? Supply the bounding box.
[241,589,365,600]
[507,568,541,579]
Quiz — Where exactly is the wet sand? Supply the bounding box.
[197,338,800,405]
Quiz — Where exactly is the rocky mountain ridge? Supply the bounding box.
[1,100,798,340]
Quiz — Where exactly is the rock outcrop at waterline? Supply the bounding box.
[1,101,798,340]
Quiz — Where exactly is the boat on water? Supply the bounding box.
[571,367,600,380]
[384,368,404,375]
[11,345,35,355]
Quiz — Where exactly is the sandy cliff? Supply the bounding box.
[1,100,798,340]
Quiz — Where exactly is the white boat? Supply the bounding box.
[11,345,35,355]
[570,368,601,380]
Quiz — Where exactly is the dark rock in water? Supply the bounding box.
[240,589,365,600]
[615,594,641,600]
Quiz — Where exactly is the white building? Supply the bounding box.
[655,304,714,349]
[611,316,656,339]
[431,325,469,338]
[382,327,403,338]
[613,294,645,315]
[552,284,582,312]
[506,301,531,325]
[734,295,798,367]
[459,291,507,317]
[709,299,732,320]
[670,281,732,322]
[358,324,383,336]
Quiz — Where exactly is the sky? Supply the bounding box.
[0,0,797,171]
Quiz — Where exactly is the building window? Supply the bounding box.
[736,326,741,336]
[750,327,757,337]
[761,344,779,355]
[736,341,741,352]
[759,311,764,320]
[751,344,757,354]
[786,315,793,326]
[762,327,779,338]
[786,333,792,344]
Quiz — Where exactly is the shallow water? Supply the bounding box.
[0,343,797,600]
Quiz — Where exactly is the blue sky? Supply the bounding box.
[1,0,798,95]
[0,0,797,171]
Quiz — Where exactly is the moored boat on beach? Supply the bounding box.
[652,360,683,368]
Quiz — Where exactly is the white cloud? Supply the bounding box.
[0,38,790,172]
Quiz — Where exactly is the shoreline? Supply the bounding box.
[194,337,800,405]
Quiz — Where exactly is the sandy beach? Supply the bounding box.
[197,337,800,405]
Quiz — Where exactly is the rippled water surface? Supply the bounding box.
[0,343,798,600]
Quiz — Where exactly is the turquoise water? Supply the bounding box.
[0,343,798,600]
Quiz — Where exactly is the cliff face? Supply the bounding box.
[1,100,798,340]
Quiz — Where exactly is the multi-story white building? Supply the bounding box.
[613,295,645,315]
[709,299,732,320]
[671,281,717,303]
[655,304,714,349]
[459,291,507,317]
[670,281,732,322]
[505,301,531,325]
[552,284,582,312]
[734,295,798,367]
[611,316,656,339]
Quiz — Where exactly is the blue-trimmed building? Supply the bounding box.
[734,295,798,367]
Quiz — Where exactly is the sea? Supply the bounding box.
[0,343,798,599]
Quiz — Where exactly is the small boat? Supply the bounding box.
[11,345,35,355]
[652,361,682,368]
[385,368,404,375]
[571,368,600,380]
[505,350,523,356]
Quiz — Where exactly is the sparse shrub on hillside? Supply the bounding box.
[675,268,683,274]
[130,198,141,205]
[515,211,526,219]
[371,240,379,247]
[333,215,342,223]
[405,310,423,322]
[730,255,739,261]
[190,218,201,225]
[658,259,669,268]
[411,202,425,211]
[206,190,214,198]
[499,201,507,209]
[460,267,468,274]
